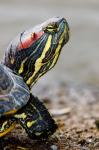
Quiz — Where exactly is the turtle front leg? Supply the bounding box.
[14,94,58,140]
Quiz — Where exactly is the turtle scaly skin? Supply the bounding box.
[15,94,57,139]
[0,17,69,139]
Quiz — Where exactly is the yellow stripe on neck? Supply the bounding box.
[49,38,63,69]
[18,58,27,74]
[26,35,52,85]
[50,26,66,69]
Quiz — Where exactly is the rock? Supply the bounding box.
[95,119,99,129]
[50,145,58,150]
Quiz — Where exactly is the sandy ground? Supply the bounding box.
[1,84,99,150]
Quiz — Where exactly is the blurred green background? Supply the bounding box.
[0,0,99,89]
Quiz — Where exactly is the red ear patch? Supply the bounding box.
[18,31,44,50]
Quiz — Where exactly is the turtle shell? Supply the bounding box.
[0,63,30,118]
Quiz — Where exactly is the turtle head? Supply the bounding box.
[4,17,69,88]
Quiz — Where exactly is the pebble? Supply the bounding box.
[50,145,58,150]
[50,107,71,116]
[95,119,99,129]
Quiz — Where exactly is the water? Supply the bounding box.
[0,0,99,89]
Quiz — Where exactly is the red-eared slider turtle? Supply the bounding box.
[0,17,69,139]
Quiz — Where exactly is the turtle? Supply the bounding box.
[0,17,69,139]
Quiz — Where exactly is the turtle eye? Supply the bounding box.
[44,23,58,33]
